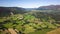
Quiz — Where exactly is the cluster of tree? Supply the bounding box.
[28,10,60,24]
[0,14,60,34]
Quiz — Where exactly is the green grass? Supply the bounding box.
[28,29,53,34]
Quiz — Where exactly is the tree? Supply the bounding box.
[3,23,13,28]
[23,24,35,34]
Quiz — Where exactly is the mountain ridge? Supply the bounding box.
[37,5,60,10]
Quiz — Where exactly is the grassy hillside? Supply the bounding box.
[0,7,60,34]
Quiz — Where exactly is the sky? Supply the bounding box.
[0,0,60,8]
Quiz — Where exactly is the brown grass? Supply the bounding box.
[47,28,60,34]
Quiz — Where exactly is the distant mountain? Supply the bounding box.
[0,7,26,17]
[0,7,25,12]
[37,5,60,10]
[0,5,60,17]
[25,8,37,10]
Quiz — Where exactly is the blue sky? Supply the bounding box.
[0,0,60,8]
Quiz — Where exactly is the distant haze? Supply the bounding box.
[0,0,60,8]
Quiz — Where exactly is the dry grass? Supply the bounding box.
[47,28,60,34]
